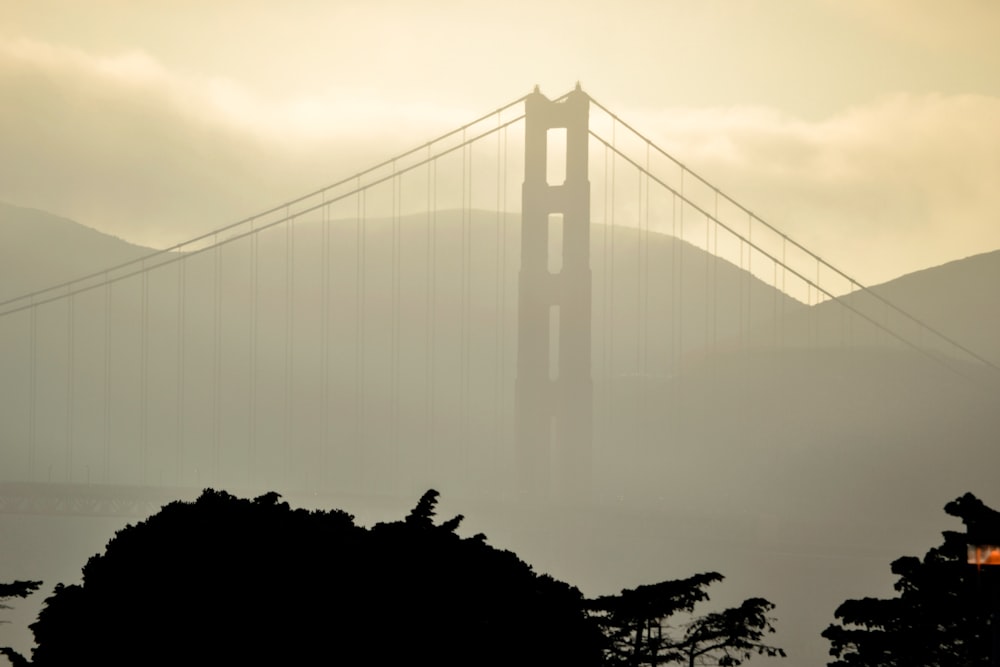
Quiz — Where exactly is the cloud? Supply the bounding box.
[0,38,474,246]
[2,36,999,286]
[818,0,1000,53]
[619,93,1000,284]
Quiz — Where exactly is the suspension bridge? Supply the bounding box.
[1,85,996,516]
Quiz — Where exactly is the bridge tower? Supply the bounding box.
[516,85,592,501]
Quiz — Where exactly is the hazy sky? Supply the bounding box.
[2,0,999,284]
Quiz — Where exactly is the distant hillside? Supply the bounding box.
[0,201,154,302]
[866,250,1000,364]
[782,249,1000,366]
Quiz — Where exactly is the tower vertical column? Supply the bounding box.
[516,85,592,502]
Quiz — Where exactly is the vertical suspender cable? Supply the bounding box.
[636,154,642,377]
[773,258,779,348]
[460,132,470,471]
[815,261,822,347]
[847,280,856,345]
[602,141,610,440]
[249,224,258,488]
[425,152,435,471]
[608,120,616,428]
[213,240,222,484]
[391,166,401,486]
[643,144,650,380]
[284,211,293,487]
[747,213,753,347]
[175,258,186,484]
[712,200,719,369]
[678,170,685,370]
[639,146,650,436]
[705,202,712,356]
[321,196,330,489]
[66,294,75,482]
[356,187,366,489]
[670,194,677,371]
[501,123,510,476]
[839,272,847,347]
[141,266,149,483]
[738,238,745,346]
[28,303,36,480]
[780,237,787,348]
[494,116,504,478]
[104,280,112,482]
[466,135,474,474]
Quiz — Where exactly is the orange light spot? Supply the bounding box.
[968,545,1000,570]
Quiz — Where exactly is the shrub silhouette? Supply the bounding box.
[28,489,604,666]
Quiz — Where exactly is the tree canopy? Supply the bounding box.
[1,580,41,667]
[587,572,785,666]
[17,488,786,666]
[26,489,604,666]
[823,492,1000,666]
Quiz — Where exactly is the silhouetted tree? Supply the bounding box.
[27,489,604,666]
[587,572,785,666]
[1,580,41,667]
[671,597,786,666]
[823,492,1000,666]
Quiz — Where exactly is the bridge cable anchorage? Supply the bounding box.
[587,128,999,379]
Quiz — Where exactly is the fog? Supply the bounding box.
[2,191,999,663]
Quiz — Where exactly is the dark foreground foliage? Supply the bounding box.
[588,573,785,666]
[823,492,1000,666]
[9,489,784,666]
[25,489,604,666]
[1,581,41,667]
